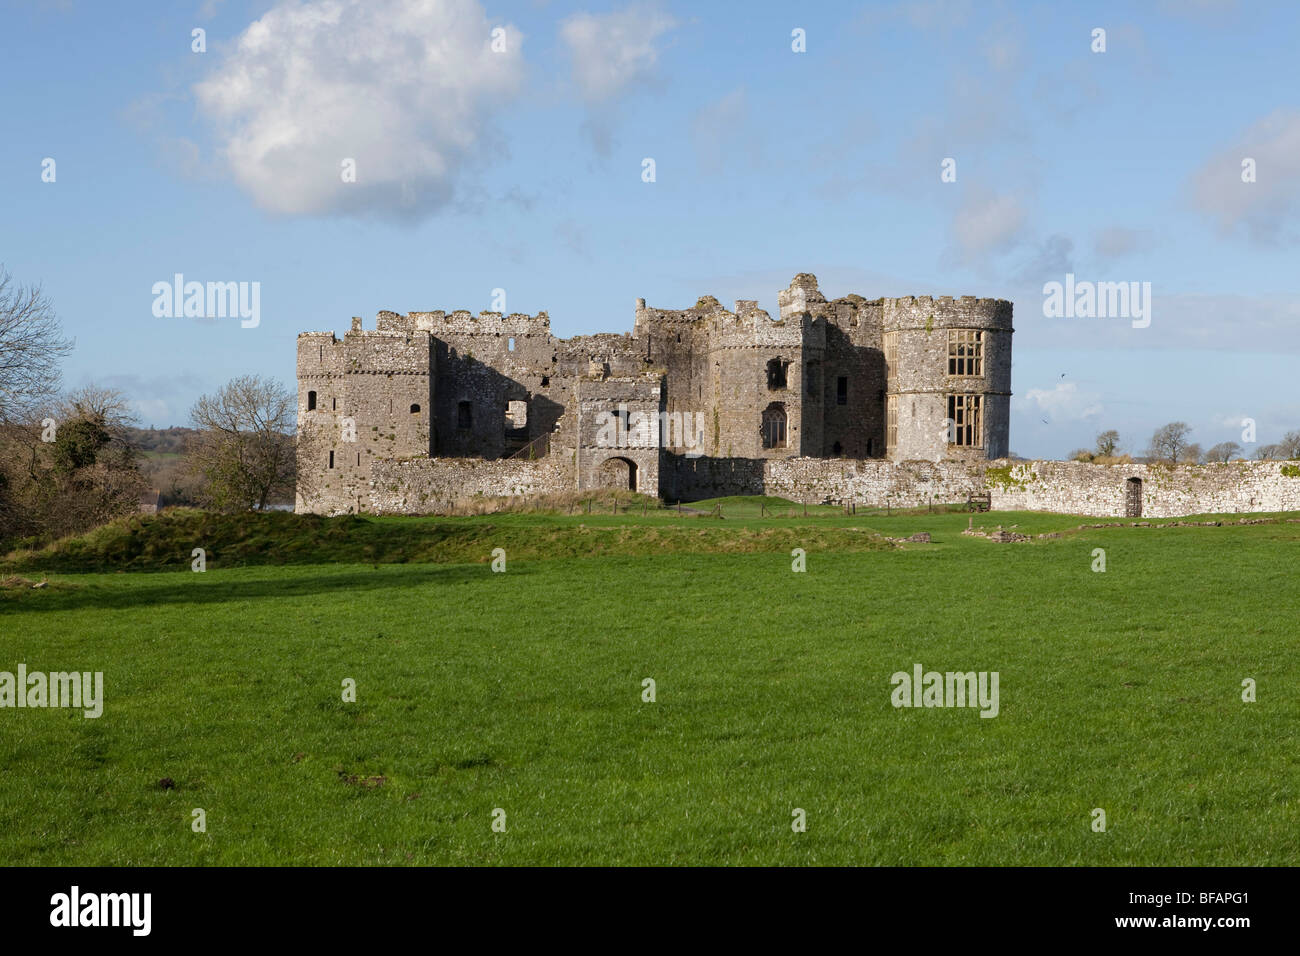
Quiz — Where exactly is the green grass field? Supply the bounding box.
[2,503,1296,865]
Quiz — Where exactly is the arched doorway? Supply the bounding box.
[598,456,637,491]
[1124,477,1143,517]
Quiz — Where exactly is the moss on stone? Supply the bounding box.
[984,464,1034,491]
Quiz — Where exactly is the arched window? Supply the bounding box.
[762,403,787,449]
[410,403,420,414]
[307,390,317,411]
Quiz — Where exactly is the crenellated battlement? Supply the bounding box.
[296,271,1015,515]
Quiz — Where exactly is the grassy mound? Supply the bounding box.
[2,506,894,573]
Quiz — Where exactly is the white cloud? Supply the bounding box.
[194,0,524,220]
[559,3,676,154]
[1188,109,1300,244]
[560,3,676,103]
[1016,382,1102,423]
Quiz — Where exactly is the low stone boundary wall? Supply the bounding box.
[368,456,570,514]
[986,459,1300,517]
[343,454,1300,519]
[761,458,1300,518]
[762,459,984,509]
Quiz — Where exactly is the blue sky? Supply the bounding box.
[3,0,1298,458]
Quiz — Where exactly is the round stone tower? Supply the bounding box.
[882,296,1013,462]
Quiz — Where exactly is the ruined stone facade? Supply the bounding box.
[296,274,1014,513]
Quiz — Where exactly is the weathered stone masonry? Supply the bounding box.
[295,273,1297,518]
[762,458,1300,517]
[296,273,1015,513]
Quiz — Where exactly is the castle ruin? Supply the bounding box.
[295,272,1300,518]
[296,274,1013,513]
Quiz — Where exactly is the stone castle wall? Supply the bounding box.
[983,460,1300,517]
[298,273,1020,515]
[367,455,571,515]
[330,451,1300,518]
[761,457,1300,517]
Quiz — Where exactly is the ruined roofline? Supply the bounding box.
[881,295,1013,308]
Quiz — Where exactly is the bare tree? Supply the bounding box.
[1094,429,1121,457]
[0,266,74,426]
[1280,430,1300,460]
[1205,441,1242,463]
[188,375,296,511]
[1147,422,1193,463]
[1256,443,1285,460]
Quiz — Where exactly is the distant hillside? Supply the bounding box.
[125,426,200,456]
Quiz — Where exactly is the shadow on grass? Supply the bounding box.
[6,562,528,615]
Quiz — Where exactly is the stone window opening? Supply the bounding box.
[948,329,984,376]
[307,391,317,411]
[508,337,515,352]
[886,399,897,451]
[410,403,420,414]
[506,400,528,429]
[837,376,848,405]
[766,358,789,390]
[761,402,787,449]
[832,440,842,456]
[947,393,983,447]
[541,375,550,387]
[356,452,360,466]
[457,401,472,429]
[328,450,334,469]
[805,360,820,398]
[883,332,898,383]
[332,396,337,411]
